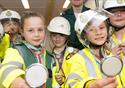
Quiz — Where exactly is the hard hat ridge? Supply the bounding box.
[0,9,21,21]
[104,0,125,10]
[47,16,70,35]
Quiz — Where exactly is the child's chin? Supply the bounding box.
[34,44,41,47]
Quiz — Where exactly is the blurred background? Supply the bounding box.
[0,0,101,24]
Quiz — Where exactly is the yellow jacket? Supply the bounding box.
[0,34,10,62]
[0,44,51,88]
[0,48,25,88]
[52,47,78,88]
[64,48,125,88]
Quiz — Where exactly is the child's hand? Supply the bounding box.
[111,46,122,56]
[10,77,30,88]
[88,77,118,88]
[119,43,125,55]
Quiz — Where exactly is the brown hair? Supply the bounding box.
[20,11,45,31]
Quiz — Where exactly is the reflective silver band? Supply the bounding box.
[78,50,97,77]
[0,61,22,68]
[64,73,83,87]
[66,73,83,81]
[53,84,60,88]
[2,66,18,82]
[68,81,77,87]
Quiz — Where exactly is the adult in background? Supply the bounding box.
[62,0,89,50]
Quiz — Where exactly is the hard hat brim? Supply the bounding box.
[105,6,125,11]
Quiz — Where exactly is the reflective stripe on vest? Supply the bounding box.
[0,61,23,83]
[1,66,18,82]
[78,50,97,77]
[83,48,102,78]
[0,61,22,68]
[53,84,60,88]
[64,73,83,87]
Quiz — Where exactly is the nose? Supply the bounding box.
[34,31,39,36]
[54,34,61,40]
[95,29,101,35]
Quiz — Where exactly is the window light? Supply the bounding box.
[21,0,30,9]
[63,0,70,8]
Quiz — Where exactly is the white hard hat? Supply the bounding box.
[75,10,108,35]
[104,0,125,10]
[0,10,21,20]
[47,16,70,35]
[0,22,4,38]
[75,10,109,44]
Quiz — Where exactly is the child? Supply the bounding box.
[47,16,78,88]
[104,0,125,65]
[0,10,22,47]
[0,11,52,88]
[64,10,125,88]
[0,10,21,62]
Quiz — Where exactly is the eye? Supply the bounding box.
[51,33,56,37]
[28,29,33,32]
[38,28,44,32]
[88,28,94,32]
[99,26,105,30]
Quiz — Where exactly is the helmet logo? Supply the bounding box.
[60,24,64,28]
[6,11,12,17]
[79,14,87,23]
[117,0,125,4]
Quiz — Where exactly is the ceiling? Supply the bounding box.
[0,0,65,24]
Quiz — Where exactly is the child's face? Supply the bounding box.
[85,22,108,46]
[22,17,45,47]
[51,33,67,48]
[3,21,20,34]
[109,8,125,28]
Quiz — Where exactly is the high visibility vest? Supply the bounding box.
[52,47,78,88]
[0,43,52,88]
[64,48,125,88]
[0,34,10,62]
[14,43,52,88]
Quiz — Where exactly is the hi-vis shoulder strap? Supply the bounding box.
[14,43,37,68]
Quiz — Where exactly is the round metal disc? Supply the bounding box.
[101,56,123,76]
[25,63,48,87]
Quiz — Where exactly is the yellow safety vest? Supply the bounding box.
[0,34,10,62]
[0,48,25,88]
[64,48,125,88]
[52,47,78,88]
[0,46,50,88]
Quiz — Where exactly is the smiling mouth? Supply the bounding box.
[95,37,105,40]
[115,19,123,21]
[34,39,40,42]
